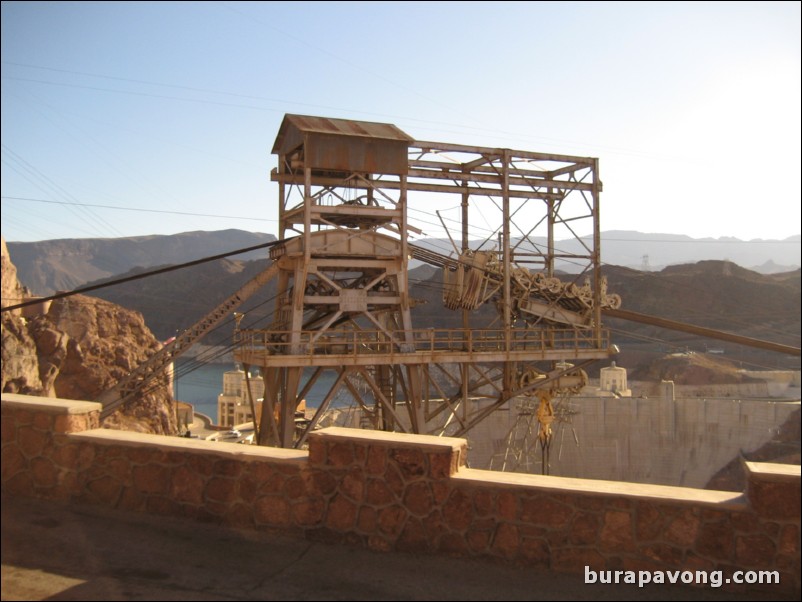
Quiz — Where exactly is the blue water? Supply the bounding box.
[173,360,230,419]
[173,360,340,423]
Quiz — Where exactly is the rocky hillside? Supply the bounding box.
[7,229,276,296]
[629,352,764,386]
[602,261,800,372]
[8,230,798,298]
[9,223,797,378]
[1,238,177,434]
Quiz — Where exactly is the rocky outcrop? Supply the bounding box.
[1,238,176,434]
[629,352,764,386]
[2,237,42,393]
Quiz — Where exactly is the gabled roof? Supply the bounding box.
[272,114,413,154]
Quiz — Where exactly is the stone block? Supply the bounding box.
[29,457,58,488]
[327,442,354,467]
[146,496,182,517]
[341,468,365,503]
[33,412,54,430]
[750,480,801,521]
[431,481,451,505]
[117,486,145,512]
[352,443,366,465]
[205,477,238,503]
[519,536,550,567]
[569,512,600,546]
[257,470,287,495]
[17,426,49,457]
[238,476,258,504]
[428,451,453,479]
[473,489,493,517]
[466,530,491,554]
[778,524,799,555]
[1,445,26,481]
[284,476,307,500]
[496,490,518,521]
[225,503,254,528]
[185,453,216,477]
[326,494,358,531]
[50,443,79,470]
[365,445,386,475]
[105,458,131,484]
[13,409,33,427]
[170,465,205,505]
[0,416,16,442]
[641,543,684,565]
[575,495,606,512]
[531,496,573,528]
[75,443,96,471]
[307,438,326,465]
[366,478,395,507]
[383,462,406,498]
[438,532,468,555]
[127,447,160,465]
[731,511,759,533]
[403,481,433,517]
[254,495,291,527]
[4,472,33,496]
[697,521,733,560]
[293,498,326,527]
[735,533,777,568]
[132,464,170,495]
[377,504,406,538]
[390,447,426,479]
[471,517,497,532]
[308,470,337,496]
[213,459,243,478]
[422,510,444,538]
[683,552,715,572]
[86,476,122,506]
[398,517,429,552]
[635,501,662,541]
[443,489,472,531]
[665,508,700,548]
[600,510,634,552]
[356,505,378,534]
[491,523,520,559]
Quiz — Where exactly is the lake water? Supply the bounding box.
[173,359,340,423]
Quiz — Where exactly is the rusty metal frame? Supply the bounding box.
[243,117,610,448]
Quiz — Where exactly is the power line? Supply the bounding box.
[2,196,278,223]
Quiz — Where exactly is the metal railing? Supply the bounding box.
[234,327,609,358]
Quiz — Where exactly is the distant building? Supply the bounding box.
[217,367,264,427]
[597,361,632,397]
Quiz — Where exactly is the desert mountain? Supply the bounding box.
[5,228,799,375]
[7,229,276,296]
[412,231,801,274]
[6,229,799,297]
[71,251,800,378]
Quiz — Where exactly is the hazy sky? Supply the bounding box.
[1,1,800,244]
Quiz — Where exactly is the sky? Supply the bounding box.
[1,1,800,245]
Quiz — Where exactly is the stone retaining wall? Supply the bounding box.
[2,393,799,595]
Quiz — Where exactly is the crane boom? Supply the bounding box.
[97,261,281,417]
[602,307,800,357]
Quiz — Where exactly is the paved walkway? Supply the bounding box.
[1,494,790,601]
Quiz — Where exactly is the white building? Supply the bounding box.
[217,367,264,427]
[597,361,632,397]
